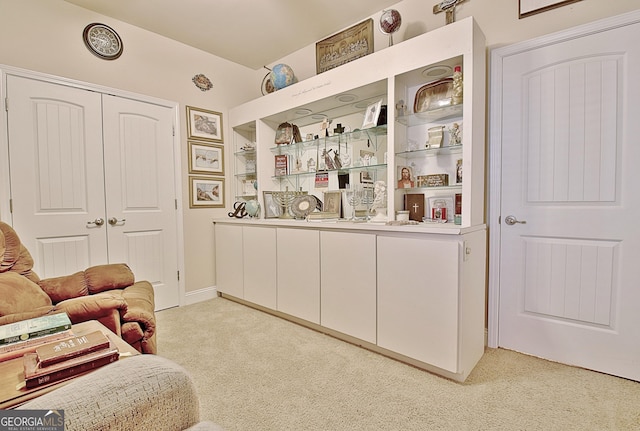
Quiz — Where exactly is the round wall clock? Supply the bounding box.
[83,23,123,60]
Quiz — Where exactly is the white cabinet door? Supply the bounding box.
[243,225,276,309]
[277,228,320,324]
[214,223,244,298]
[320,230,376,344]
[377,235,460,372]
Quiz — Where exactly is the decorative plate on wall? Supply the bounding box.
[83,23,123,60]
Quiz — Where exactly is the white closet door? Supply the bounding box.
[102,95,179,310]
[6,75,108,277]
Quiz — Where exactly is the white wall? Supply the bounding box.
[266,0,640,83]
[1,0,638,300]
[0,0,256,296]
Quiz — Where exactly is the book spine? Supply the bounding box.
[25,351,119,389]
[0,324,72,346]
[38,340,110,367]
[0,330,74,362]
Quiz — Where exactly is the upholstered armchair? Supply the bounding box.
[0,221,157,354]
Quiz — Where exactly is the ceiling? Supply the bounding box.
[64,0,401,70]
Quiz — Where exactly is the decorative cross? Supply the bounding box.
[333,123,345,134]
[412,203,419,213]
[433,0,468,25]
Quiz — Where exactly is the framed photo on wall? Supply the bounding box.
[186,106,223,142]
[188,141,224,175]
[519,0,581,18]
[189,176,224,208]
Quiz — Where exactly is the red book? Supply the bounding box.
[35,331,110,367]
[274,155,288,176]
[23,344,119,389]
[0,330,73,363]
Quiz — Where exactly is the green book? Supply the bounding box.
[0,313,72,346]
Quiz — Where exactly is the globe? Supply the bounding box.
[379,9,402,46]
[270,64,296,90]
[245,199,261,218]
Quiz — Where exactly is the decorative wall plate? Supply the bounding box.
[192,74,213,91]
[83,23,123,60]
[290,195,317,219]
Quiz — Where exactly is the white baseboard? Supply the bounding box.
[184,286,218,306]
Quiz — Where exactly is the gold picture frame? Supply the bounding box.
[316,19,373,74]
[188,141,224,175]
[186,106,223,142]
[519,0,581,18]
[189,176,224,208]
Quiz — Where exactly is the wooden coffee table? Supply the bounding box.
[0,320,139,409]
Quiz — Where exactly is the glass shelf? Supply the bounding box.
[396,145,462,159]
[273,163,387,180]
[397,104,463,126]
[270,125,387,154]
[396,184,462,192]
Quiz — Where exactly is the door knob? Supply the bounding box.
[504,215,526,226]
[87,218,105,227]
[108,217,126,226]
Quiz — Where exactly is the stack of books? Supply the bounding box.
[0,313,73,362]
[22,331,119,389]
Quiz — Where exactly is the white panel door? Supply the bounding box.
[6,75,108,277]
[102,95,179,310]
[498,19,640,381]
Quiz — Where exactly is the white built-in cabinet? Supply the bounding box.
[215,17,487,381]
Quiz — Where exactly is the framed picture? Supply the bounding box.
[189,176,224,208]
[362,100,382,129]
[323,191,342,215]
[263,191,281,219]
[316,18,373,74]
[398,166,414,189]
[427,196,454,222]
[188,141,224,175]
[519,0,581,18]
[186,106,223,142]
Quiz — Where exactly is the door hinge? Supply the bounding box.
[4,97,8,112]
[177,270,180,281]
[172,125,175,137]
[498,215,501,224]
[9,198,12,213]
[175,199,178,210]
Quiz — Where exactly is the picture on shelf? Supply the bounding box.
[316,18,374,74]
[360,171,373,184]
[362,99,382,129]
[189,177,224,208]
[323,191,342,215]
[188,141,224,175]
[427,195,455,222]
[456,159,463,184]
[398,166,414,189]
[186,106,223,142]
[262,191,281,219]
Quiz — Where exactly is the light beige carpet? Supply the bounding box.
[156,297,640,431]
